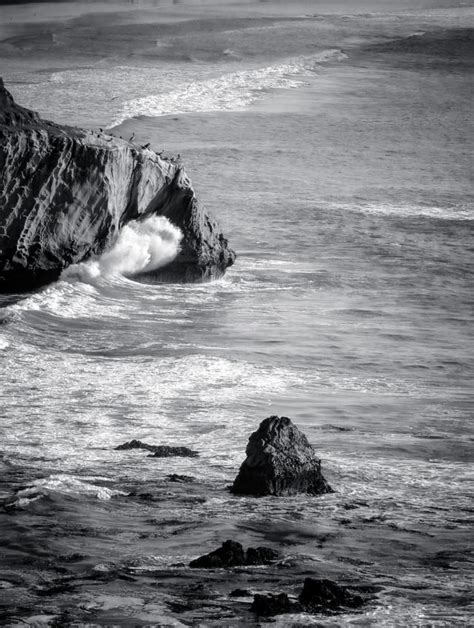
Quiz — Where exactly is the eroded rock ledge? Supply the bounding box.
[0,78,235,292]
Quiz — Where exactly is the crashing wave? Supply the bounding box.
[61,216,183,284]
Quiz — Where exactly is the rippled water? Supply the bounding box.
[1,1,473,625]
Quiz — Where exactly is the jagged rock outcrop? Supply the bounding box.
[251,593,293,617]
[0,78,235,292]
[189,540,280,569]
[251,578,366,617]
[231,416,332,497]
[298,577,364,611]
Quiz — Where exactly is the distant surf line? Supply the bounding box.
[111,49,347,125]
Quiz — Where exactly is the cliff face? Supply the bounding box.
[0,79,235,292]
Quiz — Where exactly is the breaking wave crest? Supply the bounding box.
[3,475,126,508]
[61,216,182,284]
[113,49,347,124]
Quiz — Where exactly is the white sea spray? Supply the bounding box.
[61,216,183,284]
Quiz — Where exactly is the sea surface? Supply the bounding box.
[1,1,473,625]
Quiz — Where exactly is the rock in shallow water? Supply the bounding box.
[115,440,198,457]
[231,416,332,496]
[251,593,294,617]
[298,577,364,611]
[251,578,366,617]
[0,79,235,292]
[189,540,280,568]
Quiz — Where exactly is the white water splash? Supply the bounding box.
[62,216,182,284]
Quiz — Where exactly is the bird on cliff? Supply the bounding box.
[141,143,151,149]
[129,132,135,142]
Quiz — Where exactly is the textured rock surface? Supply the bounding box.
[251,593,294,616]
[231,416,332,496]
[298,577,364,611]
[0,79,235,292]
[189,540,280,569]
[115,440,198,457]
[251,578,365,617]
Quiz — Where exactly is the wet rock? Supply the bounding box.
[251,592,295,616]
[245,546,280,565]
[190,540,245,568]
[166,474,196,483]
[149,446,199,458]
[115,440,156,452]
[231,416,332,496]
[230,588,252,598]
[189,540,280,569]
[298,577,364,611]
[250,578,367,617]
[115,440,199,457]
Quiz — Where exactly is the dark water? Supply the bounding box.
[1,1,473,625]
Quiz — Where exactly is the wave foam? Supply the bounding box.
[113,49,347,124]
[62,216,182,284]
[5,474,126,507]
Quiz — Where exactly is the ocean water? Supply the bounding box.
[1,1,473,625]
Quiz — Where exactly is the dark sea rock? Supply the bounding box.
[250,578,366,617]
[189,540,280,569]
[251,593,295,616]
[230,588,252,598]
[0,79,235,292]
[149,446,199,458]
[245,546,280,565]
[231,416,332,496]
[115,440,198,457]
[166,474,196,483]
[115,439,155,452]
[298,577,364,611]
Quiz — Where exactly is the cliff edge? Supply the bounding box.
[0,79,235,292]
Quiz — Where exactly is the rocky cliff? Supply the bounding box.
[0,79,235,292]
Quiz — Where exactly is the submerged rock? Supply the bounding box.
[231,416,332,496]
[298,577,364,611]
[166,474,196,483]
[0,79,235,292]
[189,540,280,568]
[115,440,199,457]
